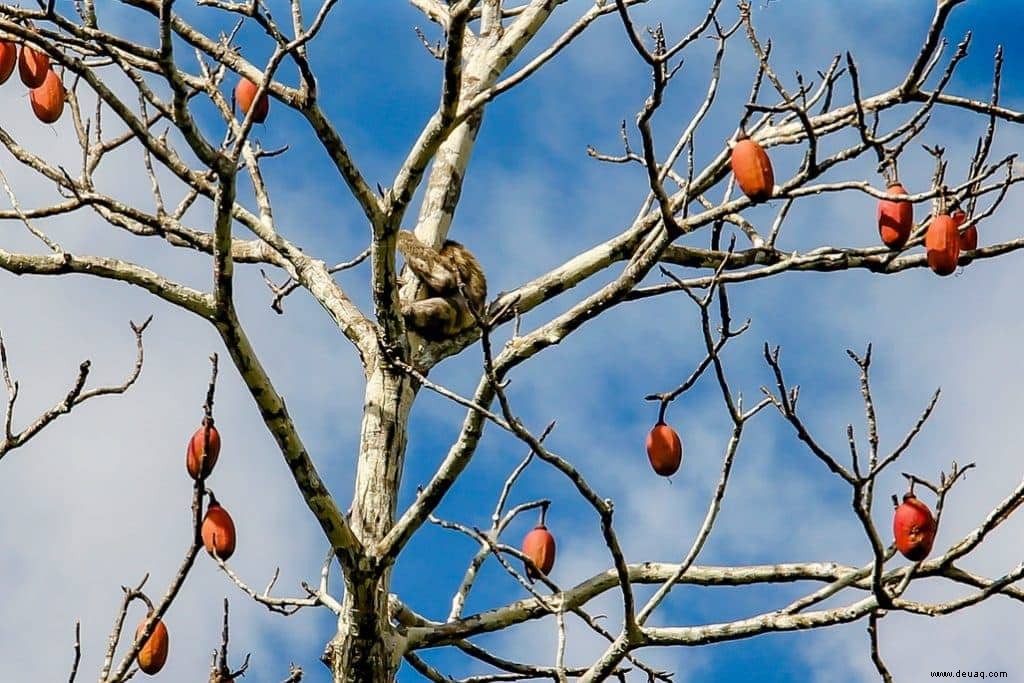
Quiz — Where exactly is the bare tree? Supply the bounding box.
[1,1,1022,681]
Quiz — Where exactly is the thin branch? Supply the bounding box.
[67,621,82,683]
[0,317,153,459]
[867,614,893,683]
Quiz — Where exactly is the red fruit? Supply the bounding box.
[135,616,169,675]
[877,183,914,249]
[235,77,269,123]
[186,420,221,480]
[646,421,683,477]
[202,498,237,560]
[18,45,49,88]
[29,69,64,124]
[522,524,556,581]
[954,209,978,251]
[0,41,16,84]
[730,134,774,202]
[893,492,936,561]
[925,213,960,276]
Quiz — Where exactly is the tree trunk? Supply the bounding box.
[350,363,415,538]
[324,362,416,681]
[323,573,405,682]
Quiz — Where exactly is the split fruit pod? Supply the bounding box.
[893,491,936,561]
[135,616,169,675]
[186,419,221,480]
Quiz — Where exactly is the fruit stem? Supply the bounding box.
[202,353,219,421]
[657,400,668,425]
[881,158,898,187]
[538,502,549,527]
[936,186,949,216]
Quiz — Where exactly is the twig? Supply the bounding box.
[67,621,82,683]
[210,598,251,683]
[0,317,152,460]
[262,248,371,314]
[867,613,893,683]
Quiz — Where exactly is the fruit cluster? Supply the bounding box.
[0,40,65,123]
[877,184,977,275]
[728,133,980,275]
[519,413,686,583]
[186,419,238,563]
[522,135,951,602]
[134,418,237,675]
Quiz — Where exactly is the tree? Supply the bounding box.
[1,0,1023,680]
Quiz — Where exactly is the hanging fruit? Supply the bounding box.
[0,41,16,84]
[235,77,269,123]
[201,494,237,560]
[521,508,556,581]
[953,209,977,251]
[18,45,49,88]
[29,69,64,124]
[730,132,774,202]
[646,419,683,477]
[925,213,960,276]
[186,418,221,480]
[877,182,914,249]
[893,491,936,561]
[135,616,169,675]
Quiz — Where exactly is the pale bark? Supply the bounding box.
[2,2,1024,681]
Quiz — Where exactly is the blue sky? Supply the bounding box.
[2,1,1024,681]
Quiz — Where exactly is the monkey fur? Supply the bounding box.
[396,230,487,341]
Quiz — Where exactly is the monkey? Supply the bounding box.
[395,230,487,341]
